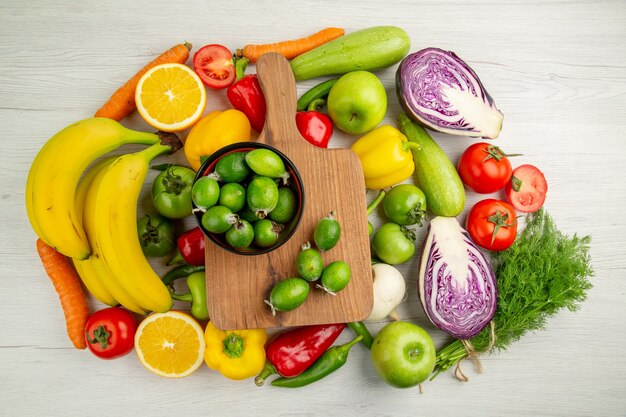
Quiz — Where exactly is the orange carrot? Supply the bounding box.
[237,27,345,63]
[36,239,90,349]
[95,42,192,121]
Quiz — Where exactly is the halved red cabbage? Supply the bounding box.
[418,217,497,339]
[396,48,503,139]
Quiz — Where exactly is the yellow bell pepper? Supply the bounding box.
[203,321,267,380]
[184,109,252,171]
[350,125,419,190]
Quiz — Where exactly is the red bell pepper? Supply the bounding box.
[167,227,205,266]
[254,323,346,386]
[226,58,266,132]
[295,98,333,148]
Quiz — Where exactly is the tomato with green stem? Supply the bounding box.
[457,143,521,194]
[84,307,137,360]
[137,214,175,257]
[371,223,416,265]
[152,165,195,219]
[382,184,427,226]
[466,199,517,251]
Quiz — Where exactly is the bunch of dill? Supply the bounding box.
[432,209,593,379]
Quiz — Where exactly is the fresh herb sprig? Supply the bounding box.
[432,210,593,379]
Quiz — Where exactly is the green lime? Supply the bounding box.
[269,187,297,224]
[219,183,246,212]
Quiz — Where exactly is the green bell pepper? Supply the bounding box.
[169,271,209,320]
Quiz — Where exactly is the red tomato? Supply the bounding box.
[466,199,518,251]
[505,164,548,213]
[457,142,517,194]
[84,307,138,360]
[193,44,235,89]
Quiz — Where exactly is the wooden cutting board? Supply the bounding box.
[205,53,373,330]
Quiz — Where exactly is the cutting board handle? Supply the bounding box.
[256,53,299,146]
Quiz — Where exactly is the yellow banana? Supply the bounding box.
[71,157,118,307]
[25,118,167,260]
[74,157,148,314]
[94,143,175,313]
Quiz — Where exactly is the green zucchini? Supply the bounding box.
[397,113,465,217]
[290,26,410,81]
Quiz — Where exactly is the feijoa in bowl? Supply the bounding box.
[192,142,305,255]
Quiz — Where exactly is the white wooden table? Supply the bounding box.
[1,1,625,416]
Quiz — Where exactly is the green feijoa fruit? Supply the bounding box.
[317,260,351,295]
[314,211,341,251]
[254,219,284,248]
[225,219,254,249]
[247,176,279,219]
[296,242,324,282]
[264,277,310,316]
[219,183,246,212]
[214,152,250,183]
[191,177,220,209]
[269,187,297,224]
[239,206,261,223]
[201,205,238,234]
[245,148,290,184]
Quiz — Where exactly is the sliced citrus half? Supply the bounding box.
[135,63,206,132]
[135,311,205,378]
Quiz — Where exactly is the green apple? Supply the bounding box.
[327,71,387,135]
[370,321,436,388]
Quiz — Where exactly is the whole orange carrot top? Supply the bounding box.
[95,42,192,121]
[36,239,90,349]
[237,27,344,63]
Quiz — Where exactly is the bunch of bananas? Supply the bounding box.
[26,118,182,313]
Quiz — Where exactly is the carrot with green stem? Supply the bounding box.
[95,42,192,121]
[36,239,90,349]
[236,27,344,63]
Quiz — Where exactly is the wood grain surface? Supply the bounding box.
[1,1,625,416]
[205,53,372,329]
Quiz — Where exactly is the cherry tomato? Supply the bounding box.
[505,164,548,213]
[466,199,517,251]
[193,44,235,89]
[457,142,519,194]
[84,308,138,360]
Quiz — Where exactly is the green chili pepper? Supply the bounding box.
[169,272,209,320]
[270,335,362,388]
[162,264,205,286]
[296,78,339,111]
[347,322,374,350]
[366,190,386,236]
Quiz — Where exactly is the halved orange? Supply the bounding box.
[135,311,205,378]
[135,63,206,132]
